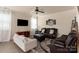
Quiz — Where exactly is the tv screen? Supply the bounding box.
[17,19,28,26]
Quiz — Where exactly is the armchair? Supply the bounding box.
[34,28,58,42]
[49,32,77,53]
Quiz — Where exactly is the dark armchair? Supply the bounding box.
[34,28,58,42]
[49,32,77,53]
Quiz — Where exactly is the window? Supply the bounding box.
[0,8,11,42]
[0,11,11,30]
[31,17,37,29]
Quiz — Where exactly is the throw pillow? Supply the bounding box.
[41,29,45,33]
[49,30,54,34]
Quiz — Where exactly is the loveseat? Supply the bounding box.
[13,34,37,52]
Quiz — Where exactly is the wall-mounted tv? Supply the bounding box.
[17,19,28,26]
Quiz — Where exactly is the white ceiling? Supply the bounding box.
[5,6,74,14]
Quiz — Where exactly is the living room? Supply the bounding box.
[0,6,78,53]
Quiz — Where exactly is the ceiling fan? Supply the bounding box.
[35,7,44,14]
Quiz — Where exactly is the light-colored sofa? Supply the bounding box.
[13,34,37,52]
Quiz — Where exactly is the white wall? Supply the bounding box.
[11,11,31,39]
[38,8,78,37]
[10,7,78,39]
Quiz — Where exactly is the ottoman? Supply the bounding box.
[34,34,45,42]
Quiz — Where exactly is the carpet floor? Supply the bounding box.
[0,41,46,53]
[0,40,78,53]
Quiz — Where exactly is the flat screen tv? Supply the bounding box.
[17,19,28,26]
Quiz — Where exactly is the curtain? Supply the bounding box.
[31,16,37,35]
[0,8,11,42]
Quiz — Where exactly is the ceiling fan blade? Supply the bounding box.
[38,10,44,13]
[35,7,44,13]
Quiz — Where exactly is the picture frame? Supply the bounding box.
[46,19,56,26]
